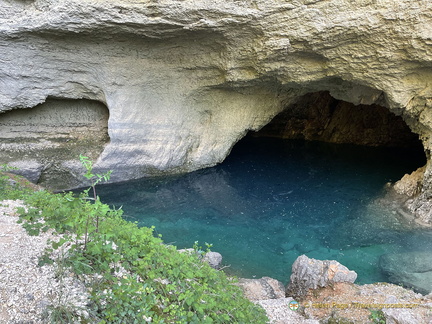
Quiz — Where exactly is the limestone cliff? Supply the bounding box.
[1,0,432,222]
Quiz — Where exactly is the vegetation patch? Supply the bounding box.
[369,309,386,324]
[0,162,268,323]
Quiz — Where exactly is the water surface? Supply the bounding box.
[97,137,430,285]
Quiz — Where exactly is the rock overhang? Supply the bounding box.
[1,0,432,221]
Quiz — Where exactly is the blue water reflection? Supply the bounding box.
[97,138,429,285]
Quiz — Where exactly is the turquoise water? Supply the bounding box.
[97,137,430,285]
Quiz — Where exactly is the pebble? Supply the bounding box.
[0,200,91,323]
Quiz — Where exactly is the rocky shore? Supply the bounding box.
[1,199,432,323]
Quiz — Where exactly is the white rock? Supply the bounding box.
[1,0,432,221]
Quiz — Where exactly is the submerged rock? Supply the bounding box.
[379,252,432,295]
[286,255,357,299]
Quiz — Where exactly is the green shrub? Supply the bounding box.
[369,309,386,324]
[0,164,33,200]
[1,167,268,323]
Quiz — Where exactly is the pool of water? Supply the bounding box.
[96,137,430,285]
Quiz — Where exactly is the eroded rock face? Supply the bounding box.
[394,166,426,198]
[1,0,432,219]
[286,255,357,299]
[0,98,109,188]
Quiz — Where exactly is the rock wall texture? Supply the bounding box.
[0,98,109,187]
[1,0,432,221]
[286,255,357,299]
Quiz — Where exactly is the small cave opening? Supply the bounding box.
[254,91,422,148]
[0,98,110,188]
[248,91,426,171]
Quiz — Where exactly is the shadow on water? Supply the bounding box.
[97,137,430,285]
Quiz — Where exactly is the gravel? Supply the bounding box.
[0,200,90,323]
[256,298,319,324]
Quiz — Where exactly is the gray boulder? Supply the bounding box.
[202,251,223,270]
[178,249,223,269]
[382,308,423,324]
[286,255,357,299]
[9,160,44,184]
[381,295,424,324]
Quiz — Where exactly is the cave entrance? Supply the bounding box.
[93,91,429,288]
[252,91,424,151]
[244,90,427,180]
[222,90,428,289]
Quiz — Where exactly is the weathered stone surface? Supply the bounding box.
[202,251,223,270]
[394,166,426,197]
[379,252,432,295]
[8,160,44,184]
[237,277,286,301]
[383,308,424,324]
[1,0,432,222]
[0,98,109,189]
[286,255,357,299]
[178,248,223,269]
[299,282,432,324]
[381,295,424,324]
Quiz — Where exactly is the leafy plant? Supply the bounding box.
[369,309,386,324]
[0,163,18,172]
[0,164,26,200]
[193,240,213,255]
[4,160,269,323]
[79,154,112,201]
[79,154,112,237]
